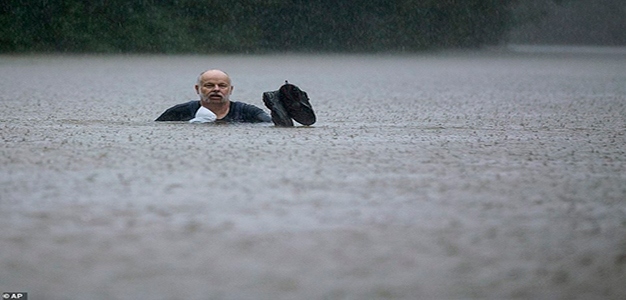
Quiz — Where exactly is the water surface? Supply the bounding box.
[1,49,625,299]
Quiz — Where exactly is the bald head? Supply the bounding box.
[197,69,231,86]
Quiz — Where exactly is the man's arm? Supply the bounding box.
[240,102,272,123]
[256,111,272,123]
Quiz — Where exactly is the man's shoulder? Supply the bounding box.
[155,100,200,121]
[231,101,267,115]
[169,100,200,110]
[232,101,261,109]
[228,101,271,123]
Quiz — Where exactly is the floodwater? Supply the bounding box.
[1,47,625,299]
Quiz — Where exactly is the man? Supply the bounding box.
[156,69,315,126]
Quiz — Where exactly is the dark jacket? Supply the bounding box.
[155,100,271,123]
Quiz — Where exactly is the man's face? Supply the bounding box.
[196,70,233,105]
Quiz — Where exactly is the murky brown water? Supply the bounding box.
[1,48,626,299]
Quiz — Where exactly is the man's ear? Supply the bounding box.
[194,84,200,94]
[229,85,234,95]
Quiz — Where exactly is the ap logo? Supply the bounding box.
[2,293,27,300]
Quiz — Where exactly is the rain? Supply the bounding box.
[1,1,625,299]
